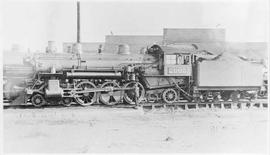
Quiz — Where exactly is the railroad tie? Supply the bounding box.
[185,104,188,110]
[196,103,199,109]
[151,105,155,110]
[211,103,215,109]
[221,103,224,109]
[243,102,249,109]
[250,102,255,109]
[231,103,238,109]
[259,103,264,109]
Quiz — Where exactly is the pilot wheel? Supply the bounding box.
[61,97,73,107]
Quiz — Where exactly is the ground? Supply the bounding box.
[3,106,269,153]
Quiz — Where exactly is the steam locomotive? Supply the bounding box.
[3,43,266,107]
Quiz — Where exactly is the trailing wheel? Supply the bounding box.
[146,93,159,103]
[99,81,121,105]
[213,92,221,102]
[123,82,145,104]
[75,81,96,106]
[61,97,73,107]
[162,88,177,104]
[31,94,46,107]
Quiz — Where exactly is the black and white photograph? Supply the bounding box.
[1,0,269,154]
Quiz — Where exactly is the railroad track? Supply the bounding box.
[139,99,268,111]
[3,99,268,110]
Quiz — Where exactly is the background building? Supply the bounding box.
[63,42,104,53]
[103,35,163,54]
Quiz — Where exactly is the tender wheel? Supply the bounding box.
[75,81,96,106]
[202,92,209,102]
[31,94,46,107]
[221,91,231,101]
[213,92,221,102]
[162,88,177,104]
[61,97,73,107]
[124,82,145,104]
[99,81,121,105]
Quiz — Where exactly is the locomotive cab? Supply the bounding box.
[163,53,192,76]
[147,44,193,76]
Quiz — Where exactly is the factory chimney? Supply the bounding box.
[77,1,80,43]
[74,1,82,55]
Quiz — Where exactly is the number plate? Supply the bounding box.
[168,67,187,74]
[166,66,191,76]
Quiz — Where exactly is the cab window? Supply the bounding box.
[165,55,177,65]
[177,55,184,65]
[177,55,190,65]
[183,55,190,65]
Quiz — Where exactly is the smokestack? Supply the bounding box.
[77,1,80,43]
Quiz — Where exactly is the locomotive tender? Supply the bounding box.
[3,43,264,107]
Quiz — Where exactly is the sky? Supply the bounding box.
[1,0,269,52]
